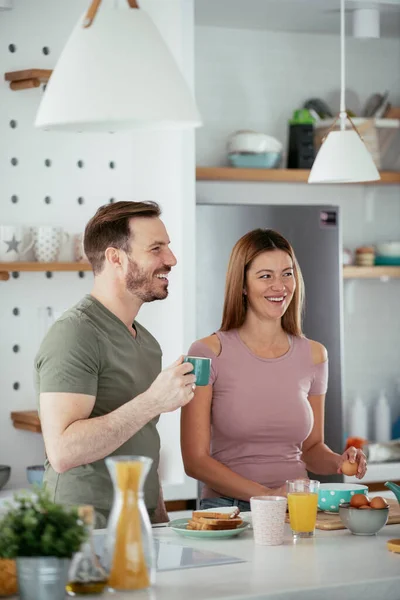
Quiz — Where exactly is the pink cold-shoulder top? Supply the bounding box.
[188,329,328,499]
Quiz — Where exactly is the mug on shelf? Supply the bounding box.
[31,226,69,263]
[74,233,89,263]
[0,225,34,262]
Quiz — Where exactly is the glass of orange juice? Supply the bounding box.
[286,479,320,540]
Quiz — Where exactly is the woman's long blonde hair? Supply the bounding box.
[220,229,304,336]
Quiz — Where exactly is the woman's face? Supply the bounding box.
[244,249,296,321]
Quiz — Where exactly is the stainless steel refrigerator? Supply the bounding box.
[196,203,344,483]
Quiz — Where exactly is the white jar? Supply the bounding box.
[374,390,391,443]
[349,395,369,440]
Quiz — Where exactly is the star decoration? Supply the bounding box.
[4,235,21,253]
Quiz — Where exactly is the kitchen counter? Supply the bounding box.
[124,522,400,600]
[3,490,400,600]
[9,514,400,600]
[344,461,400,484]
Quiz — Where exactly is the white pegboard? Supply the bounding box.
[0,0,198,502]
[0,0,135,487]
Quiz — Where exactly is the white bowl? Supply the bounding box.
[375,241,400,257]
[227,130,283,154]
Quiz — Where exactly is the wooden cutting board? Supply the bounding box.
[315,499,400,530]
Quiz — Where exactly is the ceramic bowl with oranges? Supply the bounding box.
[339,494,389,535]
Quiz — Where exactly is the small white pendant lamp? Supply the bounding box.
[308,0,380,184]
[35,0,202,132]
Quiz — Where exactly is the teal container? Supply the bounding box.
[375,255,400,266]
[318,483,368,513]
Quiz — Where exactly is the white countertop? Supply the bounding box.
[344,461,400,484]
[9,510,400,600]
[4,491,400,600]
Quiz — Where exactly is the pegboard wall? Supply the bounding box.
[0,0,198,502]
[0,0,136,487]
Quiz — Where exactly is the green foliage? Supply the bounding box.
[0,486,87,559]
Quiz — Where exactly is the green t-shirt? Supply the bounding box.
[34,295,162,519]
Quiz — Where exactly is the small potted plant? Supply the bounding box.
[0,486,87,600]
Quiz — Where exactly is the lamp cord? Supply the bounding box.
[84,0,139,29]
[339,0,346,130]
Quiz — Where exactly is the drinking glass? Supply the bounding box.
[286,479,320,540]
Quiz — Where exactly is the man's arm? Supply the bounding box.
[40,357,196,473]
[40,391,159,473]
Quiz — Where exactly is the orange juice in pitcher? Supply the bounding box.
[102,456,155,591]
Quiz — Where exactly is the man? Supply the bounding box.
[35,201,196,528]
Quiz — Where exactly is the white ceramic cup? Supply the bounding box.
[250,496,288,546]
[31,226,69,262]
[74,233,89,263]
[0,226,34,262]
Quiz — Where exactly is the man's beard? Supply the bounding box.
[125,257,169,302]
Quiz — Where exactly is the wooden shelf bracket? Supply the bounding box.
[4,69,53,91]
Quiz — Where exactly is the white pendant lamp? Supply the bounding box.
[35,0,202,132]
[308,0,380,184]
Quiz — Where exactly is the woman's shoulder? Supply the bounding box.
[306,338,328,365]
[293,335,327,365]
[189,334,221,358]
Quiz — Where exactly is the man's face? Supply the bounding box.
[124,217,177,302]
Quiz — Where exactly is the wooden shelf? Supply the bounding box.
[11,411,41,434]
[343,266,400,279]
[4,69,52,90]
[0,262,92,281]
[196,167,400,184]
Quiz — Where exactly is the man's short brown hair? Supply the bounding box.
[84,201,161,275]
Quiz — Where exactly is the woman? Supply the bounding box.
[181,229,367,511]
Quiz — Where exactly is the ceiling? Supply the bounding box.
[195,0,400,37]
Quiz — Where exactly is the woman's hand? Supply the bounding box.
[337,446,367,479]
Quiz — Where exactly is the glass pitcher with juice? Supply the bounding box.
[102,456,155,592]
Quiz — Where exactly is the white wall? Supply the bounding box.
[0,0,197,500]
[195,26,400,441]
[195,26,400,166]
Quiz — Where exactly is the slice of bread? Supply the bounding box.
[192,516,243,528]
[187,519,241,531]
[192,508,240,520]
[187,519,221,530]
[187,507,243,531]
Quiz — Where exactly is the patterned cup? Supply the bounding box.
[250,496,287,546]
[31,227,69,263]
[0,226,34,262]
